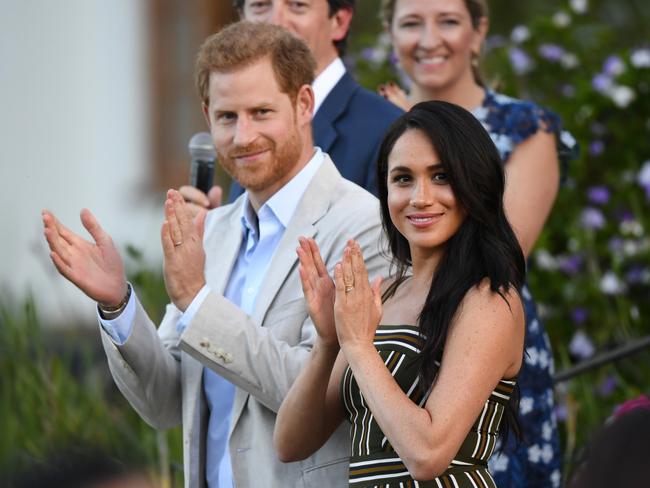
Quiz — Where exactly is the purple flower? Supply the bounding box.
[360,47,386,65]
[598,375,618,397]
[638,161,650,200]
[588,140,605,156]
[603,55,625,76]
[613,207,634,223]
[510,26,530,44]
[600,271,626,295]
[555,404,568,422]
[539,43,565,62]
[561,84,576,98]
[590,122,607,135]
[580,207,606,230]
[587,185,610,204]
[484,34,506,52]
[509,47,534,75]
[343,54,357,70]
[608,237,624,252]
[631,48,650,68]
[570,330,596,359]
[592,73,613,93]
[360,47,374,62]
[560,254,584,274]
[571,307,588,325]
[626,266,648,284]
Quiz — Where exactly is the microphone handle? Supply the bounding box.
[190,158,215,195]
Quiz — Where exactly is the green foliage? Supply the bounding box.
[483,7,650,469]
[0,251,183,486]
[348,0,650,478]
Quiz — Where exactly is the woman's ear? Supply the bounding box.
[472,16,489,56]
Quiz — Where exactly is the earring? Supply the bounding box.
[471,52,480,68]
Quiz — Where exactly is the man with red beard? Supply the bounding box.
[182,0,402,208]
[42,22,386,487]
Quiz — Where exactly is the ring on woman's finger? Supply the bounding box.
[174,241,182,247]
[345,286,354,294]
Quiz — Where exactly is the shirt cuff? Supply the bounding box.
[97,284,137,345]
[176,285,211,335]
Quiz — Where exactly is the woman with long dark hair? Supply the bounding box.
[274,101,526,487]
[378,2,578,485]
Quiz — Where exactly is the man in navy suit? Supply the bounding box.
[181,0,402,209]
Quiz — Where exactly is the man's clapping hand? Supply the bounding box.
[42,208,128,308]
[161,189,208,312]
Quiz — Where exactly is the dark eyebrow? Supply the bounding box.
[389,163,443,174]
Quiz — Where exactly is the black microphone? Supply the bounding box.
[188,132,216,195]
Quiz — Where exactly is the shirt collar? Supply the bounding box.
[312,57,346,114]
[240,147,325,234]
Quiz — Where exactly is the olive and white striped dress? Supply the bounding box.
[340,325,516,488]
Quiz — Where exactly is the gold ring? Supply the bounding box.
[345,286,354,293]
[174,241,182,247]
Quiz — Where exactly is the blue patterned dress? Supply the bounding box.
[473,90,577,488]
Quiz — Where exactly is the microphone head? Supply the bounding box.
[188,132,216,160]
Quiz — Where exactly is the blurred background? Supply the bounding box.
[1,0,648,486]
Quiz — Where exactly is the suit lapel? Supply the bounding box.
[251,158,340,323]
[203,200,244,294]
[250,219,315,324]
[232,159,341,430]
[312,72,359,153]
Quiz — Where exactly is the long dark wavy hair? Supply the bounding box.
[377,100,526,439]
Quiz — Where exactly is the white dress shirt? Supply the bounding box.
[100,148,325,487]
[312,57,346,114]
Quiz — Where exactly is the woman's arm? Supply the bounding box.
[274,343,347,461]
[336,245,525,481]
[503,130,559,257]
[379,81,413,112]
[274,237,348,461]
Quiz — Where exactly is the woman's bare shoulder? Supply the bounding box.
[456,279,524,332]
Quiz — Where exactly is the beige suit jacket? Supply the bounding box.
[101,156,389,487]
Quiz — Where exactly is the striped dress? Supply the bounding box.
[341,325,516,488]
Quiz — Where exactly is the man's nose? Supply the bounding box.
[233,118,256,147]
[269,5,288,27]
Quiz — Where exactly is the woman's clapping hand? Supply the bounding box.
[333,240,383,350]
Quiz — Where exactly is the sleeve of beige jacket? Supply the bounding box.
[100,297,184,429]
[179,199,388,413]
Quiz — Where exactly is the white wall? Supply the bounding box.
[0,1,164,326]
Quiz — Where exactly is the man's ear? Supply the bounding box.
[295,84,315,126]
[202,103,212,129]
[330,7,354,43]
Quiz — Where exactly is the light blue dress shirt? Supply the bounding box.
[100,148,324,487]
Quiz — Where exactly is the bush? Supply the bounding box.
[0,247,183,486]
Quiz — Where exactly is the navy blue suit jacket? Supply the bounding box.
[228,72,403,201]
